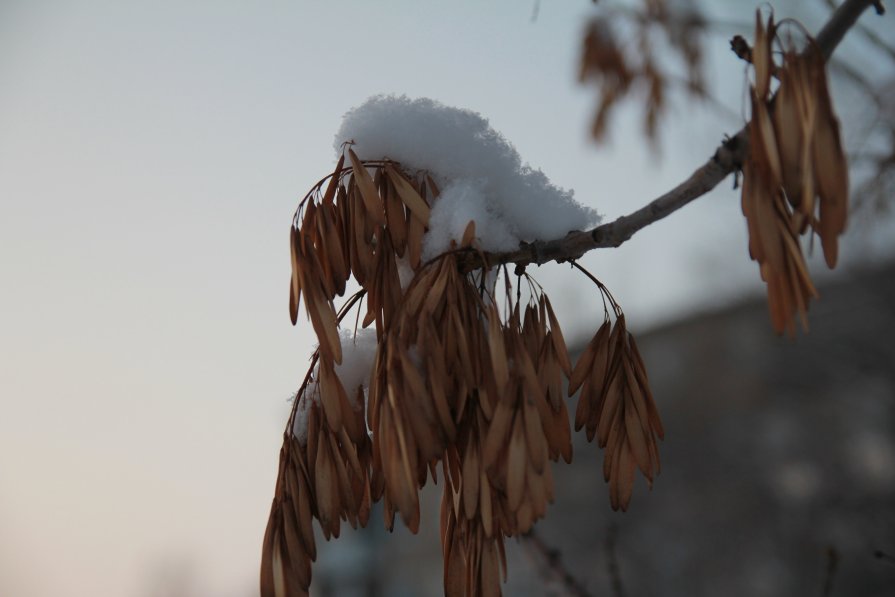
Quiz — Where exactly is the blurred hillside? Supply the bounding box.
[311,260,895,597]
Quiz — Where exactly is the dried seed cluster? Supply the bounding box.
[580,0,706,142]
[571,292,663,512]
[262,150,662,597]
[741,10,849,334]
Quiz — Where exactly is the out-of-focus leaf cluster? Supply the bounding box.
[579,0,707,144]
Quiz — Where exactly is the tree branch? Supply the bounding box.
[816,0,885,60]
[821,546,840,597]
[457,0,883,274]
[521,529,594,597]
[823,0,895,61]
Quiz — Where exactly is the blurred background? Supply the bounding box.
[0,1,892,596]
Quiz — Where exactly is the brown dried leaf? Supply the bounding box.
[506,415,526,512]
[462,434,480,520]
[554,399,573,464]
[407,214,425,270]
[384,178,408,258]
[623,392,651,478]
[318,359,344,432]
[291,469,316,559]
[596,363,623,446]
[483,400,513,470]
[810,55,849,268]
[281,504,310,589]
[569,320,609,395]
[314,432,339,537]
[349,187,373,285]
[347,149,386,226]
[480,468,493,538]
[752,9,774,99]
[461,219,477,247]
[289,228,302,325]
[444,517,466,597]
[774,54,810,209]
[543,297,572,378]
[321,154,345,206]
[487,306,509,395]
[386,164,431,224]
[523,399,548,474]
[319,204,348,296]
[613,442,637,512]
[480,538,501,597]
[629,337,664,439]
[327,432,357,525]
[753,93,783,188]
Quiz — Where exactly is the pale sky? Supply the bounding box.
[0,1,891,596]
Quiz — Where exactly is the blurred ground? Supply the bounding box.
[311,259,895,597]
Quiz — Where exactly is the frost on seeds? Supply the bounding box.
[291,384,316,445]
[335,95,600,256]
[334,328,378,402]
[292,328,379,444]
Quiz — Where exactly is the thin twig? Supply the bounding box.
[821,546,839,597]
[607,3,750,35]
[824,0,895,60]
[874,549,895,565]
[815,0,881,61]
[605,523,626,597]
[456,0,882,274]
[458,133,746,272]
[521,529,593,597]
[666,74,742,122]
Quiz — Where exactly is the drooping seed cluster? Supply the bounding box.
[741,10,849,334]
[571,302,663,512]
[262,149,661,597]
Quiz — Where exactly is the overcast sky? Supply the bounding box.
[0,1,891,596]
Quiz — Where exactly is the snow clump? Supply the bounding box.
[334,95,600,260]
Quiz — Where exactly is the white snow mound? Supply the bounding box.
[334,95,600,258]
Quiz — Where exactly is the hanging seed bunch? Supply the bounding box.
[262,149,663,597]
[569,273,664,512]
[740,9,849,335]
[264,148,435,597]
[261,293,375,597]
